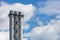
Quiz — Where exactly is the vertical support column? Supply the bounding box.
[9,10,14,40]
[14,11,18,40]
[18,12,24,40]
[18,12,21,40]
[9,10,24,40]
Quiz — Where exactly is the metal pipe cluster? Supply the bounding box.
[9,10,24,40]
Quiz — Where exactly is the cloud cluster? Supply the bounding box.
[28,0,60,40]
[30,19,60,40]
[0,31,9,40]
[23,0,60,40]
[0,1,35,40]
[39,1,60,15]
[0,1,35,30]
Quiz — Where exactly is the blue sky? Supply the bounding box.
[1,0,46,4]
[0,0,60,40]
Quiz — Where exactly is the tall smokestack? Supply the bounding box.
[9,10,14,40]
[9,10,24,40]
[14,11,18,40]
[18,12,24,40]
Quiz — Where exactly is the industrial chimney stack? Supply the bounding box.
[9,10,24,40]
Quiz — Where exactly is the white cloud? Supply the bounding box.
[22,1,60,39]
[30,26,56,40]
[39,1,60,15]
[0,31,9,40]
[0,1,35,30]
[22,38,28,40]
[34,18,43,26]
[23,33,30,38]
[33,2,60,40]
[22,23,29,30]
[56,15,60,19]
[29,19,60,40]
